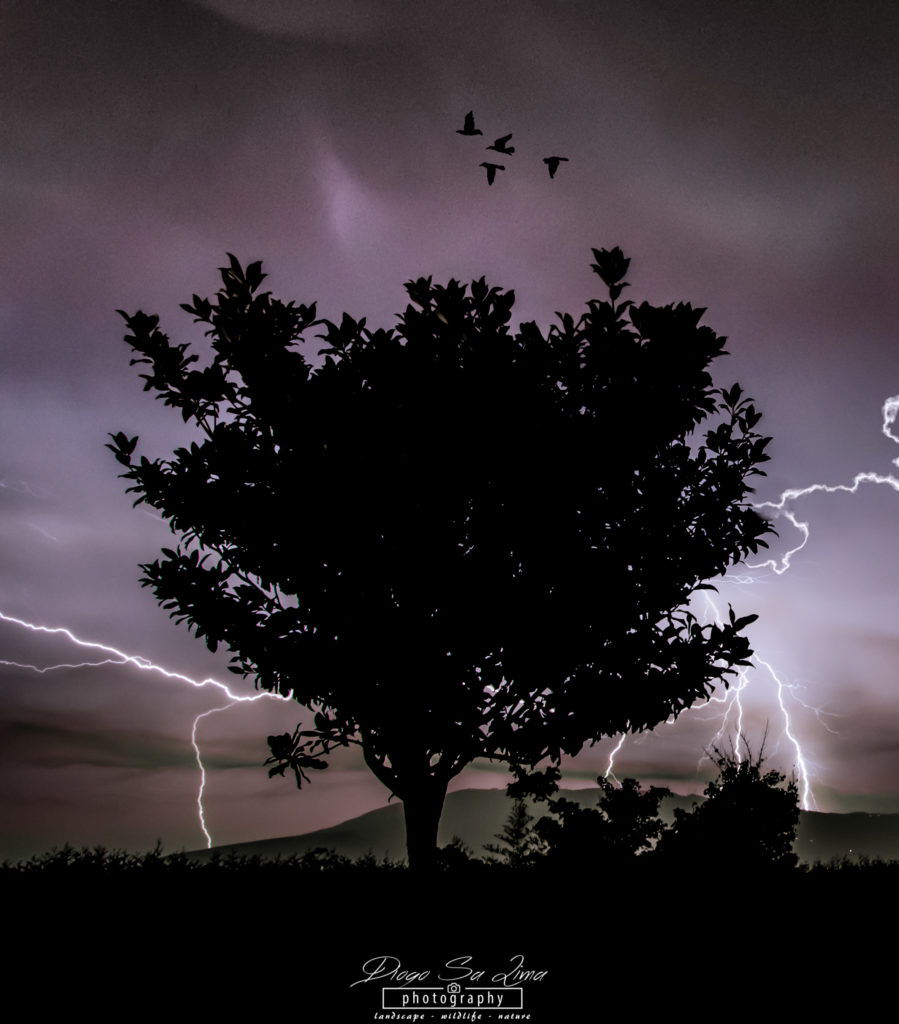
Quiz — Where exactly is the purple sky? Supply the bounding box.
[2,0,899,859]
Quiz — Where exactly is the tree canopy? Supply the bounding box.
[109,247,773,868]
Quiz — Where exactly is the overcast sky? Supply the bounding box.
[2,0,898,860]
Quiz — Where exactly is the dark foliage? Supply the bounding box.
[656,740,801,871]
[109,247,773,868]
[533,777,670,868]
[6,841,891,1018]
[0,841,403,876]
[484,798,546,867]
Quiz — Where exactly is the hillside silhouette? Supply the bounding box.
[184,788,899,865]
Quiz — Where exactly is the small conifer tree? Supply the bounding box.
[484,798,545,867]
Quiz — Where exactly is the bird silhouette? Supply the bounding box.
[456,111,483,136]
[480,162,505,186]
[543,156,569,179]
[487,134,515,155]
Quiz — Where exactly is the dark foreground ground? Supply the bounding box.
[4,854,896,1017]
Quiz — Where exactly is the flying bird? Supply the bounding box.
[543,156,569,179]
[487,134,515,155]
[480,162,505,186]
[456,111,483,136]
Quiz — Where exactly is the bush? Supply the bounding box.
[656,740,800,872]
[534,778,670,869]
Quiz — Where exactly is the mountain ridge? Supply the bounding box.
[188,787,899,865]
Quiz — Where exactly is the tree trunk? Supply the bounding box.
[402,778,449,873]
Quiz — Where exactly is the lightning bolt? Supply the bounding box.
[8,396,895,845]
[0,609,292,847]
[603,733,627,783]
[750,395,899,576]
[605,394,899,809]
[604,629,821,810]
[758,656,816,811]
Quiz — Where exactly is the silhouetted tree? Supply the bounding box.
[656,738,800,871]
[109,247,773,870]
[484,798,545,867]
[534,777,670,868]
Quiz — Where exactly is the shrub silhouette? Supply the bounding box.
[657,740,800,871]
[109,247,773,870]
[534,777,670,869]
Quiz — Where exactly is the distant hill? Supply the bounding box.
[189,788,899,865]
[795,809,899,864]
